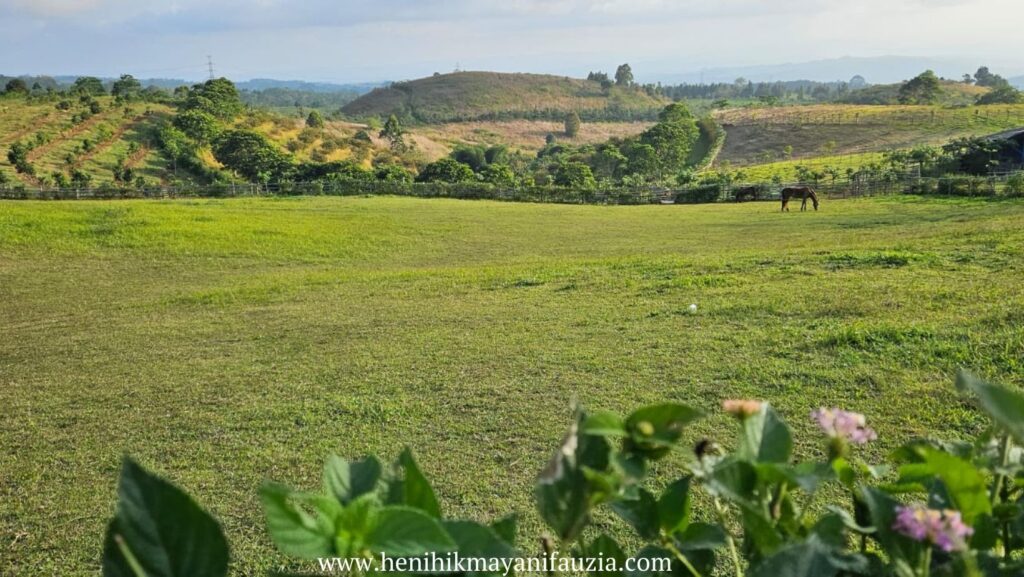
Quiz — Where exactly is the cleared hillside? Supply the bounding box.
[714,103,1024,168]
[341,71,668,123]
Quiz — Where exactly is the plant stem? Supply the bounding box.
[991,434,1014,560]
[920,546,932,577]
[663,539,704,577]
[714,497,744,577]
[113,534,148,577]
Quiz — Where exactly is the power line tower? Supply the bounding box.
[207,55,215,80]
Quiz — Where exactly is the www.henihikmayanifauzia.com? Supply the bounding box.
[315,552,673,575]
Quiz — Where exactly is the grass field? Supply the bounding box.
[2,196,1024,575]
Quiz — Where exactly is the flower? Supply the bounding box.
[811,407,877,444]
[722,399,763,418]
[892,505,974,552]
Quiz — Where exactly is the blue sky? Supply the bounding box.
[1,0,1021,83]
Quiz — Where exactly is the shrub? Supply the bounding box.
[416,158,475,184]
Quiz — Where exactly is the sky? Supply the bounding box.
[1,0,1022,83]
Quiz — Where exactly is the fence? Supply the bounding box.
[1,171,1022,204]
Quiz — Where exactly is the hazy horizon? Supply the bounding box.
[2,0,1022,84]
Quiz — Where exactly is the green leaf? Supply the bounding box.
[102,458,229,577]
[443,520,517,575]
[673,522,727,551]
[365,506,455,557]
[394,449,441,518]
[536,423,592,541]
[259,483,336,560]
[611,488,660,540]
[625,404,703,460]
[657,477,692,535]
[858,487,925,574]
[897,446,991,525]
[582,411,628,437]
[749,536,867,577]
[957,370,1024,445]
[580,534,627,577]
[490,514,517,547]
[738,404,792,464]
[323,455,381,506]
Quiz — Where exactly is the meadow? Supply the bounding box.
[1,195,1023,575]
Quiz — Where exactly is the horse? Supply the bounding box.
[781,186,819,212]
[734,186,760,202]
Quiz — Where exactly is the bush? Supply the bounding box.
[416,158,475,184]
[1005,174,1024,197]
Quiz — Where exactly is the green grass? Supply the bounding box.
[728,151,886,181]
[2,196,1024,575]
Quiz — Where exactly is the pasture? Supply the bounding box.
[1,195,1023,575]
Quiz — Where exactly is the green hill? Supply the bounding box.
[341,71,668,123]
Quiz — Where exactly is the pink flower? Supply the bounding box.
[811,407,877,444]
[892,505,973,552]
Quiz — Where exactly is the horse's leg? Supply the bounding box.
[801,195,808,211]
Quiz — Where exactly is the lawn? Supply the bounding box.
[1,195,1023,575]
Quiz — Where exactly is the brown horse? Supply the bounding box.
[781,186,819,212]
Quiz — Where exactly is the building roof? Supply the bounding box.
[984,127,1024,141]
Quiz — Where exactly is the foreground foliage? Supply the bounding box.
[104,371,1024,576]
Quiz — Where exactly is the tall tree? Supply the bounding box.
[71,76,106,96]
[379,115,407,151]
[898,70,942,104]
[615,64,634,87]
[4,78,28,95]
[305,110,325,129]
[111,74,142,100]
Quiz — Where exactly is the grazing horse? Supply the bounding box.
[734,186,759,202]
[781,186,819,212]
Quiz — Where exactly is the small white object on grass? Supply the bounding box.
[688,303,698,314]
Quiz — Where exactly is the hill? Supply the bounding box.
[712,102,1024,179]
[341,71,668,123]
[0,96,178,187]
[838,79,989,105]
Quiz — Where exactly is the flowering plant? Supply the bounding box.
[98,370,1024,577]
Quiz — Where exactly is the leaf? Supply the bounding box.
[582,411,628,437]
[738,404,792,464]
[365,506,455,557]
[625,404,703,460]
[323,455,381,506]
[673,522,727,551]
[443,520,517,575]
[957,370,1024,445]
[259,483,335,560]
[102,458,229,577]
[749,536,867,577]
[897,446,991,525]
[394,449,441,518]
[580,534,627,577]
[536,422,592,541]
[611,488,660,540]
[657,477,692,535]
[490,514,517,547]
[858,487,926,573]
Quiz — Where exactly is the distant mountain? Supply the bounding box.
[341,71,667,123]
[651,56,1018,85]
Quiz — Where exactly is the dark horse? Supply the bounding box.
[781,186,820,212]
[734,186,760,202]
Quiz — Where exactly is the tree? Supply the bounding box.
[71,76,106,96]
[973,66,1009,88]
[977,86,1024,105]
[379,115,406,151]
[615,64,634,87]
[898,70,941,105]
[638,102,700,175]
[564,111,581,138]
[4,78,28,95]
[375,164,413,183]
[554,161,597,189]
[182,78,243,120]
[451,146,487,172]
[212,130,290,182]
[481,163,517,187]
[173,109,220,143]
[416,158,475,183]
[111,74,142,100]
[306,110,325,129]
